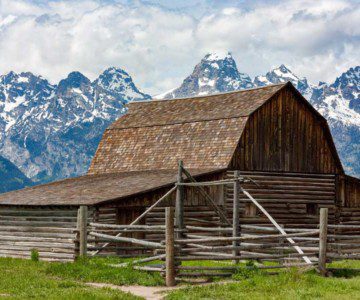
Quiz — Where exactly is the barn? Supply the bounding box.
[0,82,358,261]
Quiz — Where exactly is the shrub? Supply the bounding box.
[31,249,39,262]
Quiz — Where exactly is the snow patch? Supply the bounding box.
[210,62,219,69]
[72,88,82,94]
[17,76,29,83]
[4,95,26,112]
[154,88,176,99]
[205,51,231,61]
[322,94,360,127]
[198,77,215,87]
[273,67,299,82]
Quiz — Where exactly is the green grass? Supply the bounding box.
[0,257,159,299]
[46,257,163,286]
[167,260,360,300]
[1,256,360,300]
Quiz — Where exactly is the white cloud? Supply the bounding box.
[0,0,358,94]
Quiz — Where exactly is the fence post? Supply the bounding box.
[175,160,184,239]
[318,207,328,276]
[279,224,284,265]
[77,205,88,258]
[232,170,240,263]
[165,207,176,287]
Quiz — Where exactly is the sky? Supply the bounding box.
[0,0,358,95]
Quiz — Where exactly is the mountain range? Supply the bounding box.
[0,68,150,187]
[0,52,358,193]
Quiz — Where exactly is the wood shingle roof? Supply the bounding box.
[0,169,221,206]
[89,84,285,174]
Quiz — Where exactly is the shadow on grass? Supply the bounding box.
[329,268,360,278]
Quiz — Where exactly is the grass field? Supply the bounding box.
[0,257,360,299]
[0,257,157,299]
[167,266,360,299]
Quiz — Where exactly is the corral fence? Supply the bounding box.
[75,206,360,286]
[73,163,360,286]
[78,207,359,285]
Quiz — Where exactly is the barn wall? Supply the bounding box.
[97,169,339,248]
[337,175,360,225]
[92,206,148,256]
[0,205,89,261]
[96,171,225,250]
[226,171,337,228]
[229,88,341,174]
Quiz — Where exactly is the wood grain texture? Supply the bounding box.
[229,88,342,174]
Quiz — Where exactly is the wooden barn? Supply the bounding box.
[0,82,358,261]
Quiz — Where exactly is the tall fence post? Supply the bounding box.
[175,160,184,239]
[319,207,328,276]
[77,205,88,258]
[165,207,176,287]
[232,171,240,263]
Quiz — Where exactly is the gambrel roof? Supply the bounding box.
[88,84,286,175]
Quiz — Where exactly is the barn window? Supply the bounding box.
[306,203,318,215]
[245,203,258,217]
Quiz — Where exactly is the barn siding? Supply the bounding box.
[96,172,225,249]
[226,171,337,228]
[337,175,360,225]
[0,206,90,261]
[92,206,148,256]
[229,88,341,174]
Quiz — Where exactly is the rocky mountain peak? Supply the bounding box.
[332,66,359,89]
[203,51,233,62]
[94,67,149,101]
[57,71,91,92]
[330,66,360,113]
[156,52,254,99]
[255,65,313,98]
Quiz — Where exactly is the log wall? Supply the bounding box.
[229,88,341,174]
[95,172,225,251]
[91,206,148,256]
[0,205,90,262]
[225,171,337,228]
[337,175,360,224]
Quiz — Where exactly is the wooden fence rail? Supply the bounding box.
[76,205,360,286]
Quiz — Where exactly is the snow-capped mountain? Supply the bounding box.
[0,68,150,183]
[156,52,359,177]
[254,64,314,99]
[156,52,254,99]
[310,67,360,176]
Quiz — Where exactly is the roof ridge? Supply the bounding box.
[131,83,287,104]
[109,115,248,130]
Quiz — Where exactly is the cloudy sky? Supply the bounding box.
[0,0,358,94]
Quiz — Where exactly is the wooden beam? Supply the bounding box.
[89,232,164,249]
[175,230,319,244]
[241,188,312,264]
[175,160,184,238]
[77,206,88,258]
[165,207,176,287]
[318,208,328,276]
[233,170,240,262]
[182,167,231,226]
